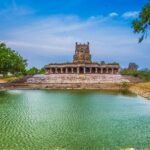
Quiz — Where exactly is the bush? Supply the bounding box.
[121,82,129,90]
[26,67,45,75]
[121,69,150,81]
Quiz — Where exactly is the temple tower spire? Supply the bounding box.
[73,42,92,64]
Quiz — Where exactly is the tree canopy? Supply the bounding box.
[132,1,150,42]
[0,42,27,76]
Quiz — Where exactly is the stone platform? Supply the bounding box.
[27,74,130,84]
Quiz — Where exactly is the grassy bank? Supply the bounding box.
[129,82,150,100]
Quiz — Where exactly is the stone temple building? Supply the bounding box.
[45,42,119,74]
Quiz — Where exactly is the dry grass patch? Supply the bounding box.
[132,82,150,90]
[0,76,19,83]
[130,82,150,100]
[0,79,7,83]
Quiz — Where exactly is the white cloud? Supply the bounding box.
[122,11,139,18]
[109,12,118,17]
[88,15,107,21]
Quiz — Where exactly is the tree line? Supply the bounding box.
[121,63,150,81]
[0,42,44,77]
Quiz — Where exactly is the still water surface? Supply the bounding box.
[0,90,150,150]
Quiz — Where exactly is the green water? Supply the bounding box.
[0,90,150,150]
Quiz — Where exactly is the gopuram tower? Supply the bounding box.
[73,42,92,64]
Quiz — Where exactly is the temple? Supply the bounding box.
[45,42,119,74]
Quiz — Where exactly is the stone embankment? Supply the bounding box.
[1,74,149,100]
[25,74,132,90]
[0,74,131,91]
[27,74,130,84]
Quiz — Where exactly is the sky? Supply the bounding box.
[0,0,150,69]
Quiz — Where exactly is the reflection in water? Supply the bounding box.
[0,90,150,150]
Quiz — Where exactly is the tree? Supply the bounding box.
[132,1,150,42]
[121,69,150,81]
[38,68,45,74]
[100,61,105,65]
[26,67,45,75]
[0,42,27,76]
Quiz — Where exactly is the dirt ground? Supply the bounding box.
[0,79,7,83]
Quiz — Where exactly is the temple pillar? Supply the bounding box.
[71,68,74,74]
[65,68,68,74]
[77,67,79,74]
[51,68,53,74]
[106,68,108,74]
[101,68,103,74]
[61,68,63,74]
[55,68,58,74]
[49,68,52,74]
[99,68,101,74]
[90,68,92,74]
[95,68,98,74]
[48,68,50,74]
[112,68,114,74]
[116,69,119,74]
[84,67,86,74]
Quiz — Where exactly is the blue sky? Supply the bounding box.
[0,0,150,68]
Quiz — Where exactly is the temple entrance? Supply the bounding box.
[114,69,118,74]
[91,68,96,73]
[108,68,112,74]
[86,67,90,73]
[68,68,72,74]
[98,68,101,73]
[103,68,106,74]
[51,68,55,74]
[73,68,77,73]
[63,68,66,74]
[79,67,84,74]
[57,68,61,74]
